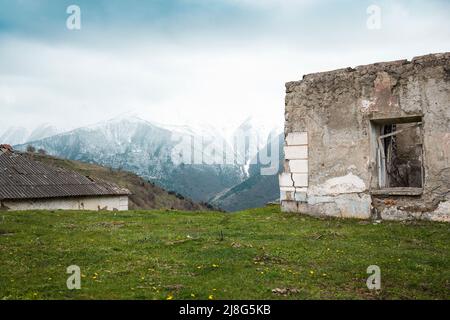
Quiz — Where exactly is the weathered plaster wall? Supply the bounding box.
[1,195,129,211]
[281,53,450,221]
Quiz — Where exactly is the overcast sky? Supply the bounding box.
[0,0,449,132]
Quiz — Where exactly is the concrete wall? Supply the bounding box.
[1,195,129,211]
[281,53,450,222]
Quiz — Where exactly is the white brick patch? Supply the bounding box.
[280,187,308,201]
[280,187,296,192]
[288,160,308,173]
[279,173,294,187]
[292,173,308,187]
[281,131,309,204]
[286,132,308,146]
[284,146,308,160]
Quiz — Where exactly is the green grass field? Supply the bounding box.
[0,205,449,300]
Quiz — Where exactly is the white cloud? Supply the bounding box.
[0,37,289,131]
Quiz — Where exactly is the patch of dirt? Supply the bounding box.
[272,287,301,296]
[308,230,345,240]
[254,253,285,265]
[165,237,199,246]
[231,242,253,248]
[95,221,126,229]
[164,284,184,292]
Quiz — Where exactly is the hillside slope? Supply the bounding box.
[28,153,212,211]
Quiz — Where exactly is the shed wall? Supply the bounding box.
[2,196,128,211]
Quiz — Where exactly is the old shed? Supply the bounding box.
[0,145,130,211]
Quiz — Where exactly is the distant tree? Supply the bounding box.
[26,145,36,153]
[37,148,47,155]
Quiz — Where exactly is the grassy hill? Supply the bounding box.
[0,205,448,300]
[27,153,212,211]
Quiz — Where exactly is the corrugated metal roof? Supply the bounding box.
[0,150,130,200]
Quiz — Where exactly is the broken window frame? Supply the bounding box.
[371,117,424,195]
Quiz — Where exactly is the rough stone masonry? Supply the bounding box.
[280,53,450,222]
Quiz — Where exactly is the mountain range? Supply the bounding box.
[0,124,59,146]
[7,115,282,211]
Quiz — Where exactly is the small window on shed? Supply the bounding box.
[370,116,424,195]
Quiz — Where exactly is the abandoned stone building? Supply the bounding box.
[0,145,130,211]
[280,53,449,222]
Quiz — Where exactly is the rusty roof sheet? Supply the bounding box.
[0,151,130,200]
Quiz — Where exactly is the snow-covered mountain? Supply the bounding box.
[13,116,241,202]
[1,124,59,145]
[13,115,283,208]
[0,126,28,146]
[28,124,60,142]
